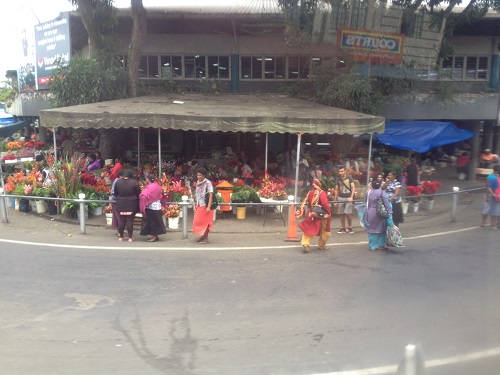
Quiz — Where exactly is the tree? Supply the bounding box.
[70,0,118,56]
[69,0,147,98]
[49,55,127,108]
[128,0,147,97]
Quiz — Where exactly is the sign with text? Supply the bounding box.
[337,27,405,64]
[34,13,71,90]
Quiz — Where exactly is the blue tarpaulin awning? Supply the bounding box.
[374,121,474,153]
[0,113,29,138]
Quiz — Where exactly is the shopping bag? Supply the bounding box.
[354,203,367,228]
[386,225,404,247]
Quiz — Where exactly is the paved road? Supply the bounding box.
[0,223,498,375]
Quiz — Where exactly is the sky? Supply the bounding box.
[0,0,195,83]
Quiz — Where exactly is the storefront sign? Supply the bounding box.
[34,13,71,90]
[337,27,404,64]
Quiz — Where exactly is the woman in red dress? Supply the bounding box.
[192,167,215,244]
[295,178,332,253]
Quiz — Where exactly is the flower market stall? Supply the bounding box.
[39,93,385,201]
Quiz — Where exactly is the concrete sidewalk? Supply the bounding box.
[0,165,489,248]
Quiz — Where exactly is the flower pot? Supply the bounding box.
[408,201,419,213]
[421,198,434,211]
[236,206,247,220]
[35,200,47,213]
[92,205,103,216]
[105,213,113,225]
[47,201,58,215]
[19,198,30,212]
[168,216,180,229]
[402,202,409,215]
[30,200,37,212]
[7,197,15,208]
[14,198,20,211]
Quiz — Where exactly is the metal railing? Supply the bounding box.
[0,186,486,239]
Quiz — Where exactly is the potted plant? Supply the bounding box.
[231,186,258,219]
[404,185,423,212]
[420,180,442,210]
[103,204,113,225]
[165,204,181,229]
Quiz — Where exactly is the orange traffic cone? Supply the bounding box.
[284,203,300,242]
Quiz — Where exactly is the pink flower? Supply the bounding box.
[24,185,33,195]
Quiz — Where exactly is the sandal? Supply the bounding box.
[198,239,208,244]
[302,245,310,253]
[318,246,330,250]
[147,237,159,242]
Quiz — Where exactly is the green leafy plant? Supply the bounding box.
[231,186,259,204]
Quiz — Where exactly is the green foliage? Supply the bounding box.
[278,82,305,98]
[373,63,418,96]
[316,72,385,115]
[231,186,259,204]
[49,55,128,107]
[0,83,17,106]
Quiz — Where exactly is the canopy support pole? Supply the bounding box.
[158,128,162,177]
[52,127,57,161]
[137,128,141,168]
[264,133,268,172]
[293,133,302,202]
[366,133,373,187]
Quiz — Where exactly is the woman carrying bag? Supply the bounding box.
[362,175,393,250]
[192,167,215,244]
[295,178,332,253]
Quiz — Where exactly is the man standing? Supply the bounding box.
[334,165,356,234]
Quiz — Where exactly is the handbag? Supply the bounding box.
[205,192,218,210]
[310,205,326,218]
[386,225,404,247]
[376,191,389,218]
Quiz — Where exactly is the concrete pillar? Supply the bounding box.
[482,120,495,151]
[39,126,47,143]
[467,121,481,181]
[494,125,500,155]
[489,53,499,91]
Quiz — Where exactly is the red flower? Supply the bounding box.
[420,180,442,195]
[406,185,423,196]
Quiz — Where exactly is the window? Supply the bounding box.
[351,0,367,29]
[440,55,489,80]
[401,11,423,38]
[264,57,285,79]
[241,56,252,79]
[241,55,335,80]
[160,55,183,78]
[185,55,206,79]
[478,56,488,79]
[208,56,229,79]
[330,1,348,30]
[440,56,453,79]
[137,56,160,78]
[452,56,464,80]
[148,55,159,78]
[139,56,148,77]
[252,57,263,79]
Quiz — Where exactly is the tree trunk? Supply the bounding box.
[75,0,102,55]
[128,0,147,98]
